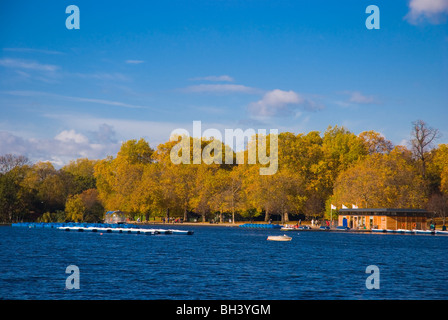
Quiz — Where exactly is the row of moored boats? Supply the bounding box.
[371,228,448,235]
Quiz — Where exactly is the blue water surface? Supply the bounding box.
[0,225,447,300]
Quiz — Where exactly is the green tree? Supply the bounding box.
[62,158,98,194]
[65,194,86,222]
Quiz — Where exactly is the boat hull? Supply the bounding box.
[267,235,292,241]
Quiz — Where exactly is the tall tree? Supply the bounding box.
[332,147,426,208]
[94,139,154,217]
[0,154,30,174]
[62,158,98,194]
[411,120,440,179]
[427,193,448,226]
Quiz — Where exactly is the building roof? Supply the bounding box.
[338,208,430,216]
[105,210,125,215]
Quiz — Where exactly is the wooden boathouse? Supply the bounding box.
[337,208,430,230]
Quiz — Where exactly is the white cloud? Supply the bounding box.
[183,84,260,94]
[55,130,89,144]
[189,75,234,82]
[248,89,322,117]
[405,0,448,24]
[0,58,59,72]
[125,60,145,64]
[0,126,121,167]
[346,91,375,104]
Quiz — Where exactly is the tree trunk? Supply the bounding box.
[165,208,170,222]
[265,210,270,222]
[283,210,289,223]
[183,207,188,222]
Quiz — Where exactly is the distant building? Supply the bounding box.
[338,208,430,230]
[104,211,127,224]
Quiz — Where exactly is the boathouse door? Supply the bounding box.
[342,218,347,228]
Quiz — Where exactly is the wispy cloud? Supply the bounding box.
[405,0,448,24]
[346,91,376,104]
[3,48,63,55]
[3,90,152,109]
[183,84,260,94]
[125,60,145,64]
[336,91,378,107]
[73,72,130,82]
[189,75,234,82]
[0,58,59,72]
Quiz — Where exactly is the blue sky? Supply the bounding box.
[0,0,447,165]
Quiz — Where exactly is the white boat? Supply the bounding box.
[371,228,386,233]
[412,229,435,234]
[396,229,414,234]
[436,230,448,235]
[267,234,292,241]
[280,227,296,231]
[167,229,194,235]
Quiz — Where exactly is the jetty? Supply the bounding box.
[11,222,194,235]
[239,223,282,229]
[58,226,193,235]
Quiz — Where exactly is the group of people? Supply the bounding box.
[162,217,183,224]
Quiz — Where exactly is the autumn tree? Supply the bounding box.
[94,139,154,218]
[65,194,86,222]
[427,193,448,226]
[243,164,306,223]
[319,126,368,198]
[359,130,393,155]
[79,188,104,222]
[332,146,426,209]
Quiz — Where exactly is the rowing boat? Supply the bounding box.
[267,234,292,241]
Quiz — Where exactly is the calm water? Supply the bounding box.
[0,225,447,300]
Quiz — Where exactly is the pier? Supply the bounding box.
[11,222,194,235]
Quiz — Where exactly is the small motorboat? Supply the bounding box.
[267,234,292,241]
[396,229,414,234]
[413,229,435,235]
[280,226,296,231]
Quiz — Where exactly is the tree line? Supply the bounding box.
[1,120,447,225]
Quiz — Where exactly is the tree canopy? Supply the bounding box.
[1,121,446,224]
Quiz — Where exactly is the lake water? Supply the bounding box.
[1,225,447,300]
